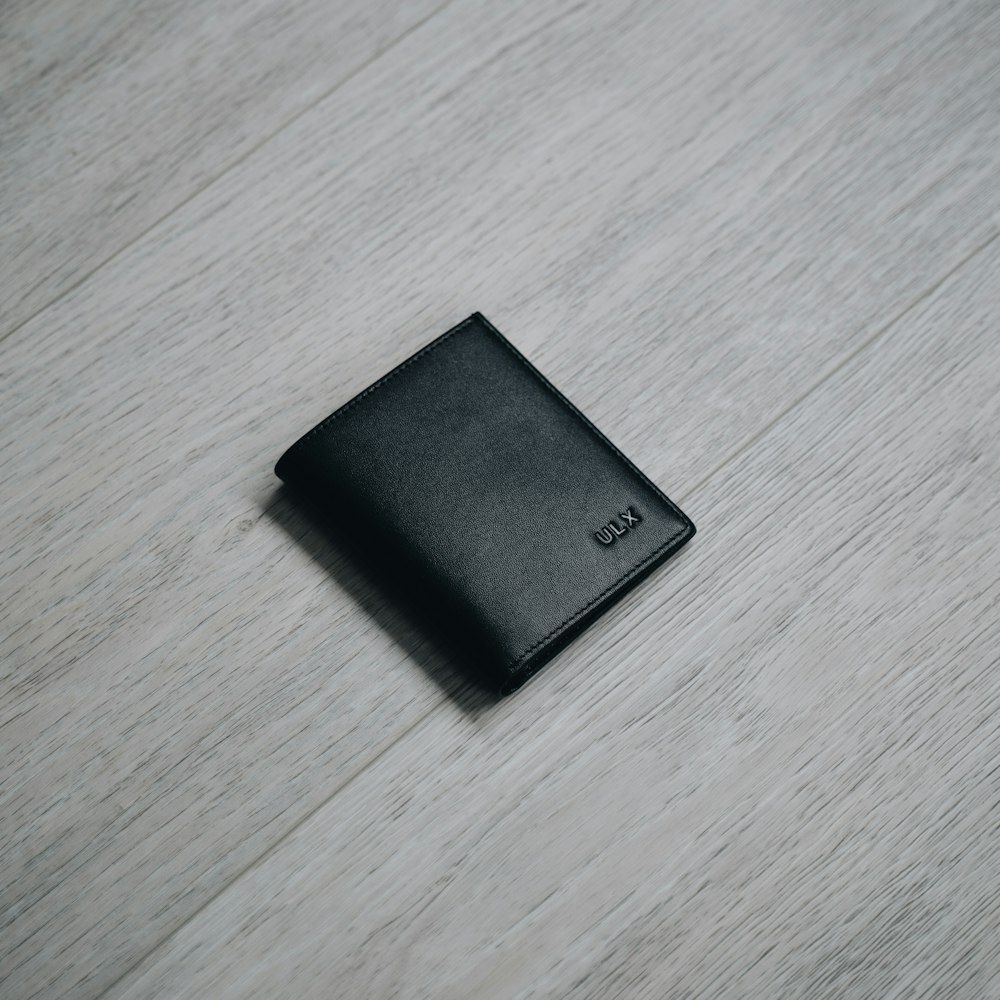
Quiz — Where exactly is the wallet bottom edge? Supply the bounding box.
[496,520,695,695]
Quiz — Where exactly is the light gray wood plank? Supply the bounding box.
[2,0,998,996]
[0,0,444,339]
[106,234,1000,1000]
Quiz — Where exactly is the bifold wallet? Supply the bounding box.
[275,313,695,694]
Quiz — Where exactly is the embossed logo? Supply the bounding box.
[595,507,641,545]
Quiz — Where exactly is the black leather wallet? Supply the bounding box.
[275,313,695,694]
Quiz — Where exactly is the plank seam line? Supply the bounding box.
[94,698,448,999]
[682,228,1000,502]
[96,227,999,999]
[0,0,460,350]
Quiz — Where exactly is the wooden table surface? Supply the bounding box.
[3,1,999,997]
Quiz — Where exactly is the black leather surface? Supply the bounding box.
[275,314,695,693]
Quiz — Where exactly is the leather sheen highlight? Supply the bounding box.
[275,313,695,694]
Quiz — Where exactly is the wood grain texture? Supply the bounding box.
[0,0,444,340]
[2,0,998,996]
[106,234,1000,1000]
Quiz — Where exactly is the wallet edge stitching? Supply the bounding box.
[506,526,689,676]
[274,315,477,474]
[475,314,695,678]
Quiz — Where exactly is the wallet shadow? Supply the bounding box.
[262,485,500,716]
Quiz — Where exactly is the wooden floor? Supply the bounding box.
[2,0,999,997]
